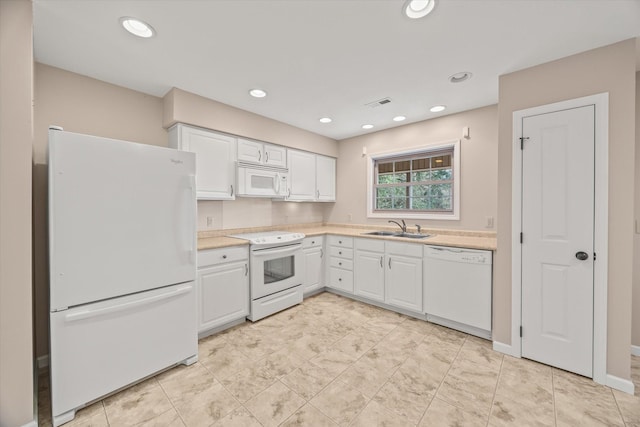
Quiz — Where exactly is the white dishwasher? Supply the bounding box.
[423,245,492,338]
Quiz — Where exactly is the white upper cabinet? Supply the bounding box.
[287,149,317,200]
[168,124,236,200]
[237,138,287,169]
[287,149,336,202]
[316,155,336,201]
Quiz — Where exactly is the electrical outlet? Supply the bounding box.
[485,216,494,228]
[206,216,213,228]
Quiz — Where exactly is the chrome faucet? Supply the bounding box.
[388,219,406,233]
[415,224,422,234]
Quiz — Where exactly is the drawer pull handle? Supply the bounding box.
[339,251,342,255]
[339,262,342,266]
[222,255,227,259]
[338,278,342,281]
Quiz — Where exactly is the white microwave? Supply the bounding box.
[237,166,288,198]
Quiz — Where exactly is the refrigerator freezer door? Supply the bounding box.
[50,283,197,425]
[49,130,196,310]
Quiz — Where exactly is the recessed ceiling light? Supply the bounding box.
[449,72,472,83]
[430,105,446,113]
[403,0,436,19]
[319,117,332,124]
[393,116,406,122]
[362,124,374,129]
[249,89,267,98]
[120,17,155,38]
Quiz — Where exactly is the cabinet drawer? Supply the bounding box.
[327,235,353,248]
[198,246,248,268]
[330,257,353,270]
[328,267,353,293]
[303,236,324,249]
[329,247,353,259]
[355,237,385,252]
[386,241,422,258]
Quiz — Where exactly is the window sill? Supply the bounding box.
[367,212,460,221]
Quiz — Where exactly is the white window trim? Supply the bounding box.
[366,140,460,220]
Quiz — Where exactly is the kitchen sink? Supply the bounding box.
[396,232,432,239]
[363,231,400,236]
[362,231,432,239]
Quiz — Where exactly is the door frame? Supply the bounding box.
[510,93,608,386]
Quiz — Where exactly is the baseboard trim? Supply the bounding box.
[606,374,635,395]
[37,354,49,371]
[632,345,640,357]
[20,420,37,427]
[493,341,518,357]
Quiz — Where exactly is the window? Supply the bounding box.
[367,140,460,220]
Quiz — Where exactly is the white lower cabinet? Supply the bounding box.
[302,236,324,295]
[354,238,423,313]
[197,246,249,334]
[326,236,354,293]
[354,239,385,302]
[385,242,423,312]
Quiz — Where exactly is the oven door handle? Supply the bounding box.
[252,244,301,258]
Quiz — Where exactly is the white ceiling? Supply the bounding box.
[33,0,640,141]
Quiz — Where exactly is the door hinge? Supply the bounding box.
[520,232,523,244]
[593,252,597,261]
[520,326,523,337]
[519,136,529,150]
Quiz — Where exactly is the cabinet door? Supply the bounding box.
[316,155,336,201]
[303,247,323,295]
[264,144,287,168]
[354,249,385,302]
[385,254,423,312]
[237,138,263,165]
[288,149,316,200]
[197,261,249,333]
[179,126,236,200]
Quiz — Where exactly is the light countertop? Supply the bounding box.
[198,223,496,251]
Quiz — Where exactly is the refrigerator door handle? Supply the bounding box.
[64,284,193,322]
[188,174,196,263]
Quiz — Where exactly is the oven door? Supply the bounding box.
[250,243,302,299]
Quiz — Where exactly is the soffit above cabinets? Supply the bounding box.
[33,1,640,141]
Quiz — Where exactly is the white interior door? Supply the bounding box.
[521,105,595,377]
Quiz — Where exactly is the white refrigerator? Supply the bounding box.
[48,129,198,426]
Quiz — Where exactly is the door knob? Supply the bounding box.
[575,251,589,261]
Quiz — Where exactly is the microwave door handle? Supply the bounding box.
[275,172,280,194]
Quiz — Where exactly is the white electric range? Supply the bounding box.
[229,231,305,320]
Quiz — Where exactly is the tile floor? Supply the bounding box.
[39,291,640,427]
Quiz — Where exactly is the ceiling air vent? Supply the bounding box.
[365,97,392,108]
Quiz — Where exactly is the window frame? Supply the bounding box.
[366,140,460,220]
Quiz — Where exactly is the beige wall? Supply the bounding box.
[0,0,35,425]
[163,88,339,158]
[496,39,636,379]
[634,71,640,349]
[327,105,498,231]
[33,63,167,164]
